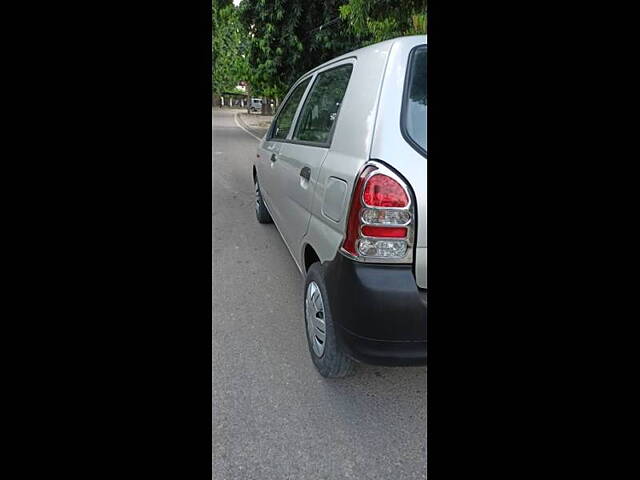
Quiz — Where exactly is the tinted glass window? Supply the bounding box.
[293,64,353,145]
[403,46,426,154]
[271,78,310,140]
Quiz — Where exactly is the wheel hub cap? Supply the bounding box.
[305,281,326,357]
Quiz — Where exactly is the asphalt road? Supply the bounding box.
[212,108,426,480]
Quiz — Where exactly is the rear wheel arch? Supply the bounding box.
[303,243,321,274]
[304,262,355,377]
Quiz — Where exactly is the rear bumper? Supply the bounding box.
[335,325,426,366]
[324,253,426,366]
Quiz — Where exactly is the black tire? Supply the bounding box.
[304,262,355,378]
[254,178,272,224]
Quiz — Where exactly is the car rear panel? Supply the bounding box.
[370,36,426,288]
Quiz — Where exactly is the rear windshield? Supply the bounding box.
[403,45,426,155]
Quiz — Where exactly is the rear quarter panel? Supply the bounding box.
[370,36,427,288]
[302,41,395,268]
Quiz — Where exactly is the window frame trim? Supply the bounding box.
[400,44,427,159]
[266,76,314,142]
[289,59,356,149]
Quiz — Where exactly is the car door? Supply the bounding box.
[256,77,311,226]
[275,62,354,256]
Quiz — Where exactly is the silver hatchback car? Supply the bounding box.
[253,36,426,377]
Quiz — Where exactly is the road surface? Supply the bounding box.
[212,108,426,480]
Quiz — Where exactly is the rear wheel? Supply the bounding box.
[254,178,272,224]
[304,262,355,378]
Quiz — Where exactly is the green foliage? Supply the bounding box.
[212,0,233,10]
[216,0,427,99]
[239,0,363,99]
[339,0,426,44]
[212,1,249,94]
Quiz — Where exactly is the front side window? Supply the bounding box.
[293,64,353,145]
[271,78,311,140]
[403,45,427,155]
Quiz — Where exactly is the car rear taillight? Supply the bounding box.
[341,162,414,262]
[360,226,407,237]
[342,166,376,256]
[363,175,409,208]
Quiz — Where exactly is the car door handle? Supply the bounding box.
[300,166,311,181]
[270,153,277,163]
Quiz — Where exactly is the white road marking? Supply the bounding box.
[233,112,262,142]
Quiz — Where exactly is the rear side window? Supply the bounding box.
[271,78,311,140]
[293,64,353,145]
[402,45,426,156]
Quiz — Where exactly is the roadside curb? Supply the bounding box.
[233,112,263,141]
[237,113,273,130]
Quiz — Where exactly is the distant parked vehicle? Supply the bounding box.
[253,36,427,377]
[249,98,263,113]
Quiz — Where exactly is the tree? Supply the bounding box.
[212,1,249,96]
[238,0,305,110]
[296,1,367,77]
[239,0,363,112]
[339,0,426,44]
[235,1,426,113]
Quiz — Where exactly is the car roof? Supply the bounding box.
[302,35,426,78]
